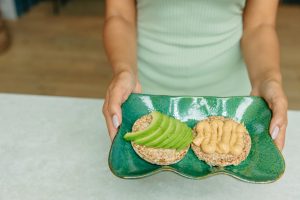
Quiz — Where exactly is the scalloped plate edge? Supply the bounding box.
[108,140,285,183]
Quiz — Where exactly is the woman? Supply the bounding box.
[102,0,288,150]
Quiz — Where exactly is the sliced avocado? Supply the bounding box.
[168,124,189,149]
[158,120,180,148]
[134,115,169,145]
[173,126,192,149]
[123,111,162,141]
[160,121,185,148]
[145,117,176,147]
[176,128,193,150]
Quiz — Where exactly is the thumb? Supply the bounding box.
[268,98,288,151]
[133,80,142,93]
[107,89,129,139]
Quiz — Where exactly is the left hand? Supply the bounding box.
[251,79,288,151]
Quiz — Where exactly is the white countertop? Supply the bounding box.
[0,93,299,200]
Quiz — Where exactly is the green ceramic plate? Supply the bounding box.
[108,93,285,183]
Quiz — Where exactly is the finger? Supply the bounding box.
[107,88,129,139]
[133,80,142,93]
[103,92,117,141]
[250,90,259,96]
[269,99,288,151]
[274,124,286,151]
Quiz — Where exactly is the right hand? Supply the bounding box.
[102,71,142,141]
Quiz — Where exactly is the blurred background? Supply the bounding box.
[0,0,299,109]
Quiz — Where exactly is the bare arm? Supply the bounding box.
[103,0,141,140]
[103,0,137,76]
[241,0,288,150]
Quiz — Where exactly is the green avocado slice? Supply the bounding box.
[123,111,162,141]
[160,121,185,148]
[168,124,189,149]
[173,125,192,149]
[133,115,169,145]
[145,117,176,147]
[176,128,193,150]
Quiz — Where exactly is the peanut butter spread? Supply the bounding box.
[193,118,247,156]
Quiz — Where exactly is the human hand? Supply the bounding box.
[251,80,288,151]
[102,71,142,141]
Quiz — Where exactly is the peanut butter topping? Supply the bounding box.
[193,118,247,155]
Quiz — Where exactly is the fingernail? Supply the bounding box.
[112,114,119,129]
[271,126,280,140]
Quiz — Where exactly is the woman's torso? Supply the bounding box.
[137,0,251,96]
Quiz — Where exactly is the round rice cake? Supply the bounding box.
[131,114,189,165]
[191,116,251,166]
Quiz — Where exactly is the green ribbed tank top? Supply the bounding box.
[137,0,251,96]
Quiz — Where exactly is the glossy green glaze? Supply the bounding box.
[108,93,285,183]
